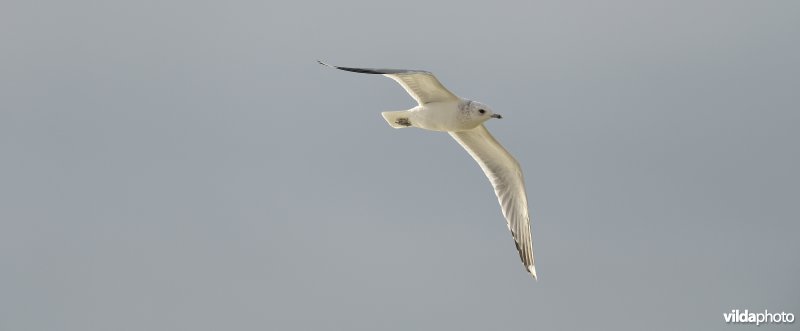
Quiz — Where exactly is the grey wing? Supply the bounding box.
[450,125,537,280]
[318,61,459,105]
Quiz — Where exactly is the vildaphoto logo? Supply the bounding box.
[723,309,794,326]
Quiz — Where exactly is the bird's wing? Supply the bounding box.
[449,125,537,280]
[318,61,459,105]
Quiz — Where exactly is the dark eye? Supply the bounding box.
[478,109,486,114]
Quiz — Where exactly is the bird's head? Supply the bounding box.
[460,100,502,128]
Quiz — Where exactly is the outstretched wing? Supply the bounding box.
[318,61,459,105]
[450,125,537,280]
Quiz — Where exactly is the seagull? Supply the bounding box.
[319,61,537,280]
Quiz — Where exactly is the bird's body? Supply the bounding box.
[394,100,484,132]
[319,61,537,280]
[407,102,460,131]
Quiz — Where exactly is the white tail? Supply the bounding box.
[381,111,413,129]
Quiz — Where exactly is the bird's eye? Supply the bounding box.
[478,109,486,114]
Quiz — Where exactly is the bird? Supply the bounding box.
[319,61,537,280]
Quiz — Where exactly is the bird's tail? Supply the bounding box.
[381,111,413,129]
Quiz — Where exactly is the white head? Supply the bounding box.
[459,100,502,128]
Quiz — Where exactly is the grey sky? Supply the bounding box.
[1,0,798,330]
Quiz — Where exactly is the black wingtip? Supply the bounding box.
[317,60,335,68]
[316,61,414,75]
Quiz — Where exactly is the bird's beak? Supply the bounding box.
[491,114,503,119]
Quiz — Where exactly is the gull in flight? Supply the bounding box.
[319,61,537,280]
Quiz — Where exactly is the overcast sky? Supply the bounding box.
[1,1,798,330]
